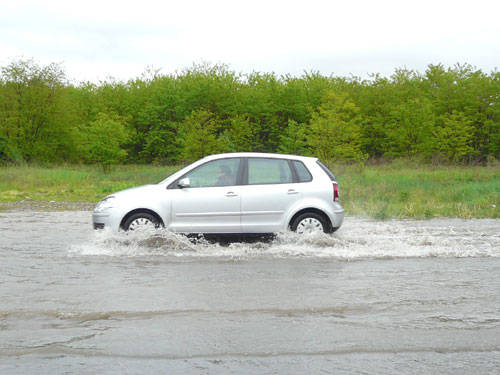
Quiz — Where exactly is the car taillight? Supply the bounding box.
[333,183,339,202]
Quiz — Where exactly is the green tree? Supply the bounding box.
[179,109,224,161]
[224,116,255,152]
[424,64,500,161]
[79,112,129,170]
[0,58,78,162]
[308,92,366,162]
[141,122,181,163]
[279,119,308,155]
[0,58,498,165]
[0,135,20,163]
[433,111,475,162]
[386,98,435,159]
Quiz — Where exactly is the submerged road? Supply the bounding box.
[0,211,499,374]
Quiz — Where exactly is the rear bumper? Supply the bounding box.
[328,203,345,230]
[331,209,344,230]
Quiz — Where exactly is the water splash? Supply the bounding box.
[69,217,500,260]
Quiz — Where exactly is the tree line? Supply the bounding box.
[0,58,498,166]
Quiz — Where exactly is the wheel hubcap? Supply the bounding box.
[128,217,156,231]
[296,217,323,234]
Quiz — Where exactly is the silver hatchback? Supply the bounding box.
[93,153,344,234]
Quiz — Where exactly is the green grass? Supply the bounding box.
[1,162,499,219]
[0,164,181,203]
[330,162,500,219]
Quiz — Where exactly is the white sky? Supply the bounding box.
[1,0,499,83]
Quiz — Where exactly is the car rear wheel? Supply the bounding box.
[123,212,161,231]
[291,212,329,234]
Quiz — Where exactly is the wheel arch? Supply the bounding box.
[288,207,333,233]
[120,208,165,230]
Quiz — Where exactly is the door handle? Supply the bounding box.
[225,192,238,197]
[287,189,299,195]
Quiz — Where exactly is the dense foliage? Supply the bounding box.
[0,59,498,166]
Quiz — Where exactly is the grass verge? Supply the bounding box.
[0,164,180,203]
[330,162,499,219]
[0,163,498,218]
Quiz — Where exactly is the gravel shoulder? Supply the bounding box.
[0,201,95,212]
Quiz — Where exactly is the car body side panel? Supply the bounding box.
[240,183,302,232]
[167,186,242,233]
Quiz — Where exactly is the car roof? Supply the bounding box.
[202,152,317,162]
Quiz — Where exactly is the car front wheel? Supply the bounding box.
[123,212,161,231]
[291,212,329,234]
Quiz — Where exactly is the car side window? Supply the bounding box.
[292,160,313,182]
[248,158,293,185]
[184,158,240,188]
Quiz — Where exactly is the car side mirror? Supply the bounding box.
[178,177,190,188]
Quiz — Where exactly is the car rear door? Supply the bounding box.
[240,157,302,233]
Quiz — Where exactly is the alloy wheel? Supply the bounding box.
[296,217,324,234]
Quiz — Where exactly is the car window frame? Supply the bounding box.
[167,157,244,189]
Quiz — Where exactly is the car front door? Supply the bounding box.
[240,158,301,233]
[168,158,242,233]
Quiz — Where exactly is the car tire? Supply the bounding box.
[291,212,330,234]
[123,212,161,231]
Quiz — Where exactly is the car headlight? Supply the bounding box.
[94,196,116,212]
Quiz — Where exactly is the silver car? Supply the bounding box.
[93,153,344,234]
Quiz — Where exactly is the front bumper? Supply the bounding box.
[92,211,122,231]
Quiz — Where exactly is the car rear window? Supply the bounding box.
[292,160,313,182]
[316,160,336,181]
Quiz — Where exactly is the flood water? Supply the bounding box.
[1,211,499,374]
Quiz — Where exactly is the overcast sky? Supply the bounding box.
[1,0,499,82]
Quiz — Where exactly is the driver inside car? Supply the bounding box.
[216,165,234,186]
